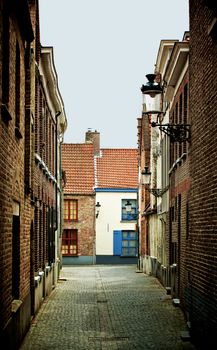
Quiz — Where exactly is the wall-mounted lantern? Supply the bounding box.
[125,200,132,213]
[141,73,162,115]
[95,201,101,218]
[141,166,151,185]
[141,73,190,143]
[141,166,167,197]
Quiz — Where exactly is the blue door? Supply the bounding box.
[113,230,122,255]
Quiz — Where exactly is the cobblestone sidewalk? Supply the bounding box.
[19,265,196,350]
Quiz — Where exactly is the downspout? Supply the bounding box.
[55,111,61,233]
[53,111,61,269]
[59,135,63,237]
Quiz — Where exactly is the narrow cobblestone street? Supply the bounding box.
[19,265,196,350]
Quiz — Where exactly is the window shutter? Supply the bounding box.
[113,230,122,255]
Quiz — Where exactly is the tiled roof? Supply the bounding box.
[95,149,138,189]
[62,143,95,194]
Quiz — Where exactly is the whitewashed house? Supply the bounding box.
[94,147,138,264]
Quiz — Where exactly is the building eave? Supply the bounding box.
[155,39,179,75]
[164,42,189,88]
[40,46,67,133]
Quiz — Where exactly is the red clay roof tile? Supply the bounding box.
[62,143,95,194]
[62,145,138,193]
[96,149,138,189]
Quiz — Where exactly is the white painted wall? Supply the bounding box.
[95,191,137,255]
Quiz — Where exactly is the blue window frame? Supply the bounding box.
[122,231,137,256]
[113,230,137,257]
[121,199,137,221]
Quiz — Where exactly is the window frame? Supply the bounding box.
[64,199,78,221]
[121,230,137,257]
[121,199,137,221]
[62,229,78,256]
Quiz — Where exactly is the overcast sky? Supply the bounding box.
[39,0,189,148]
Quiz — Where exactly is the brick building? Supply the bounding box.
[137,116,150,262]
[61,141,96,265]
[0,0,34,347]
[186,0,217,346]
[0,1,67,348]
[138,35,190,288]
[138,3,217,343]
[163,34,190,302]
[33,44,67,313]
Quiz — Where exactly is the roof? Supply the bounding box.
[62,143,95,194]
[95,149,138,189]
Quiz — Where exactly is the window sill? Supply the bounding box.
[64,220,78,222]
[62,255,79,257]
[120,220,137,223]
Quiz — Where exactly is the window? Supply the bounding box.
[171,242,177,264]
[113,230,137,257]
[64,200,78,221]
[15,41,20,129]
[121,199,137,221]
[122,231,137,256]
[183,83,189,154]
[161,136,170,189]
[2,5,10,116]
[62,229,78,256]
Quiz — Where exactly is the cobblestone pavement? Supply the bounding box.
[19,265,196,350]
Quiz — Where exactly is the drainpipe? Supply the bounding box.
[55,111,61,233]
[59,134,64,237]
[52,111,61,269]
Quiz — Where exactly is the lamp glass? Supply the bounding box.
[142,93,162,115]
[125,200,132,212]
[141,167,151,185]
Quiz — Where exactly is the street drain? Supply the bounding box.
[97,299,108,303]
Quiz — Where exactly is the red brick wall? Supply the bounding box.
[137,115,151,257]
[64,194,95,257]
[33,75,56,272]
[0,0,33,336]
[187,0,217,345]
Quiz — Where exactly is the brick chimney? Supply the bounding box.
[85,129,100,156]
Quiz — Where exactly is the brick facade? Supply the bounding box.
[138,37,191,306]
[63,194,95,261]
[0,1,67,347]
[137,116,151,258]
[62,142,96,265]
[186,1,217,346]
[0,0,34,347]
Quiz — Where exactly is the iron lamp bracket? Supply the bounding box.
[151,122,191,143]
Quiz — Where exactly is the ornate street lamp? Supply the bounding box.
[141,74,162,115]
[141,166,167,198]
[141,73,190,143]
